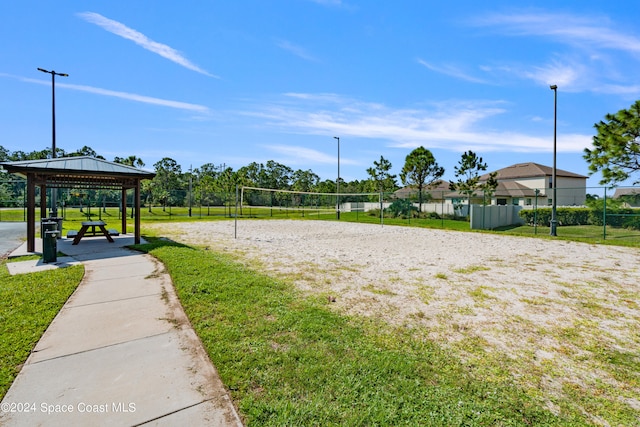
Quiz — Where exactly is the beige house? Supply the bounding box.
[478,162,587,207]
[613,188,640,207]
[393,179,451,202]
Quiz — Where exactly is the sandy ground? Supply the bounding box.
[148,219,640,415]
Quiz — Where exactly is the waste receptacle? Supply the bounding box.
[49,216,63,239]
[42,221,58,263]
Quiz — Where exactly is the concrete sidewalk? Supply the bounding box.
[1,235,243,426]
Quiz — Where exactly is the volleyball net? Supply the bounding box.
[239,186,382,218]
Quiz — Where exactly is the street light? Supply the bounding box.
[550,84,558,236]
[333,136,340,220]
[38,67,69,218]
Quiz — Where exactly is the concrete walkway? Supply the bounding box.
[1,235,243,426]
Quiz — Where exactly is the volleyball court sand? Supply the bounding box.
[149,220,640,413]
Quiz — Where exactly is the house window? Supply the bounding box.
[497,198,507,205]
[547,198,553,206]
[549,177,553,188]
[525,198,532,206]
[512,198,520,205]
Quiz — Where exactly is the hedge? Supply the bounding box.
[518,207,640,230]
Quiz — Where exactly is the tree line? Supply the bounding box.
[3,97,640,209]
[0,143,501,211]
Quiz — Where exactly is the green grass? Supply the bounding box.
[0,259,84,400]
[495,224,640,247]
[134,238,587,426]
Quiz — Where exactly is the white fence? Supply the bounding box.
[470,205,524,230]
[345,202,464,216]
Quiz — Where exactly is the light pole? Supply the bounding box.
[550,84,558,236]
[333,136,340,220]
[38,67,69,218]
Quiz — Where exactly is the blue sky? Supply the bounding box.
[2,1,640,189]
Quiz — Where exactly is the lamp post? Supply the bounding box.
[333,136,340,220]
[549,84,558,236]
[38,67,69,218]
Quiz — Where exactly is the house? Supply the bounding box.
[393,180,451,202]
[613,188,640,207]
[477,162,587,207]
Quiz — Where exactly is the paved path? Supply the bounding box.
[1,235,242,426]
[0,222,26,258]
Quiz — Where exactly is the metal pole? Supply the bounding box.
[38,68,68,217]
[188,165,193,217]
[550,84,558,236]
[234,184,238,239]
[334,136,340,219]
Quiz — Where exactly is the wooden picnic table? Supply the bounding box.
[72,221,115,245]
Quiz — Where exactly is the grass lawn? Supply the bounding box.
[134,237,595,426]
[0,258,84,400]
[496,224,640,247]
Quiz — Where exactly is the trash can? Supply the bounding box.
[42,221,59,263]
[49,216,63,239]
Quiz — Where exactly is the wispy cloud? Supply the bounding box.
[265,144,358,165]
[246,93,590,153]
[468,11,640,94]
[473,12,640,54]
[417,58,488,84]
[9,74,210,113]
[77,12,217,78]
[309,0,343,6]
[276,39,319,62]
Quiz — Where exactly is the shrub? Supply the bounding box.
[519,206,640,230]
[386,199,418,218]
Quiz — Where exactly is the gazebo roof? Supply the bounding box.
[1,156,155,189]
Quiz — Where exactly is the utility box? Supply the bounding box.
[42,221,59,263]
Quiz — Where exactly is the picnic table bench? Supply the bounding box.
[69,221,117,245]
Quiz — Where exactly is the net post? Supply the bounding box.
[235,184,238,239]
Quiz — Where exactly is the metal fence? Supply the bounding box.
[1,179,639,242]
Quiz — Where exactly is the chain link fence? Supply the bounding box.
[1,179,639,243]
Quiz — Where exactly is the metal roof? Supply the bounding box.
[0,156,155,189]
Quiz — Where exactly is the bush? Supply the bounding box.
[386,199,418,219]
[519,206,640,230]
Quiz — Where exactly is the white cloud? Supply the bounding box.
[265,144,358,165]
[276,39,320,62]
[521,59,583,88]
[246,93,590,153]
[474,12,640,54]
[16,74,210,113]
[471,11,640,93]
[417,59,488,84]
[77,12,217,78]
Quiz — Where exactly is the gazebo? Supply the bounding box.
[0,156,156,252]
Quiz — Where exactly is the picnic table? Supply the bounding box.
[71,221,115,245]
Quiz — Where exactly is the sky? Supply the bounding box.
[2,0,640,189]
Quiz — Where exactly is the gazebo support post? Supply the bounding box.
[121,187,127,234]
[27,174,36,253]
[40,185,47,220]
[135,180,141,244]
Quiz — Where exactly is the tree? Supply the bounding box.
[68,146,105,159]
[366,156,397,194]
[584,100,640,185]
[291,169,320,192]
[114,155,145,168]
[399,147,444,211]
[449,151,498,217]
[152,158,182,211]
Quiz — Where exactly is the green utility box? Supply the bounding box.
[42,221,59,263]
